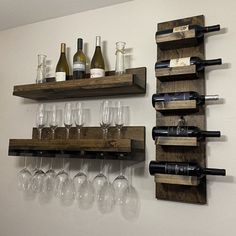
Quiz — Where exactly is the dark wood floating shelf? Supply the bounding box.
[155,65,198,81]
[156,137,198,146]
[9,126,145,162]
[13,67,146,100]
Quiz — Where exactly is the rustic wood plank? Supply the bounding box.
[13,67,146,100]
[155,15,206,204]
[155,15,204,50]
[155,100,197,111]
[155,65,199,81]
[156,137,198,146]
[155,174,200,186]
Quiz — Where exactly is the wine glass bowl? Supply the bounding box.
[36,104,47,140]
[64,102,73,139]
[74,102,86,139]
[48,105,62,139]
[60,177,75,206]
[100,100,113,139]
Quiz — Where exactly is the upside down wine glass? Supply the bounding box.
[17,157,32,191]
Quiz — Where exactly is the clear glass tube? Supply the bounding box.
[115,42,126,75]
[36,54,47,84]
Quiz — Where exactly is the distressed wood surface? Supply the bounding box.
[13,67,146,100]
[156,137,198,146]
[155,100,197,112]
[155,15,206,204]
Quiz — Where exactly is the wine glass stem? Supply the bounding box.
[38,128,42,140]
[103,128,108,139]
[77,128,81,139]
[66,128,70,139]
[117,128,121,139]
[52,129,55,139]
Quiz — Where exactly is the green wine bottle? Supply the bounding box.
[90,36,105,78]
[73,38,86,79]
[55,43,70,81]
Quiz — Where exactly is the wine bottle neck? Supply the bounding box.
[204,95,219,101]
[202,58,222,66]
[202,168,226,176]
[96,36,101,47]
[200,131,221,137]
[61,43,66,53]
[204,25,220,33]
[77,38,83,51]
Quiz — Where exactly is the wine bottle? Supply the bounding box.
[90,36,105,78]
[55,43,70,81]
[152,91,219,107]
[156,24,220,38]
[152,126,221,140]
[149,161,226,177]
[73,38,86,79]
[155,57,222,71]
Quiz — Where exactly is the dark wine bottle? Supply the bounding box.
[156,24,220,38]
[149,161,226,177]
[152,126,221,140]
[55,43,70,81]
[73,38,86,79]
[90,36,105,78]
[155,57,222,71]
[152,91,219,107]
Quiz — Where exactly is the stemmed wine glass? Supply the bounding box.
[36,104,47,140]
[100,100,113,139]
[17,157,32,191]
[54,158,69,198]
[112,160,128,205]
[40,158,56,202]
[64,103,73,139]
[48,104,62,139]
[114,101,129,139]
[97,164,116,214]
[74,102,86,139]
[73,159,87,200]
[120,167,140,221]
[92,160,107,199]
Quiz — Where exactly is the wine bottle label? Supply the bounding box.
[164,92,190,102]
[170,57,191,67]
[73,62,85,72]
[55,72,66,81]
[165,163,189,175]
[173,25,189,33]
[90,68,105,78]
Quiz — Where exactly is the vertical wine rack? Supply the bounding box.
[154,15,206,204]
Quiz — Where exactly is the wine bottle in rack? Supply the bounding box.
[149,161,226,177]
[90,36,105,78]
[152,126,221,140]
[152,91,219,107]
[155,57,222,72]
[156,24,220,38]
[55,43,70,81]
[73,38,86,79]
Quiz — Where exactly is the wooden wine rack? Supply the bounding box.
[154,15,207,204]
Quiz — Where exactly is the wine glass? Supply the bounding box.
[114,101,129,139]
[54,158,69,198]
[100,100,113,139]
[92,160,107,199]
[36,104,47,140]
[17,157,32,191]
[48,105,62,139]
[64,102,73,139]
[120,167,140,221]
[39,158,56,202]
[73,102,86,139]
[29,158,45,194]
[97,164,116,214]
[73,159,87,200]
[112,160,128,205]
[60,162,75,206]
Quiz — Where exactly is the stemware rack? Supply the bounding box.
[9,67,146,163]
[153,15,208,204]
[9,127,145,162]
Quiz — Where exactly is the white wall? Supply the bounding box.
[0,0,235,235]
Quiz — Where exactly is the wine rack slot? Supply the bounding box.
[155,174,200,186]
[156,29,199,50]
[156,137,198,146]
[154,100,197,112]
[155,65,198,81]
[154,15,207,204]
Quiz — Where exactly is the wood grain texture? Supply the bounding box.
[9,126,145,162]
[156,137,198,146]
[155,15,207,204]
[155,100,197,112]
[13,67,146,100]
[155,174,200,186]
[155,65,199,81]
